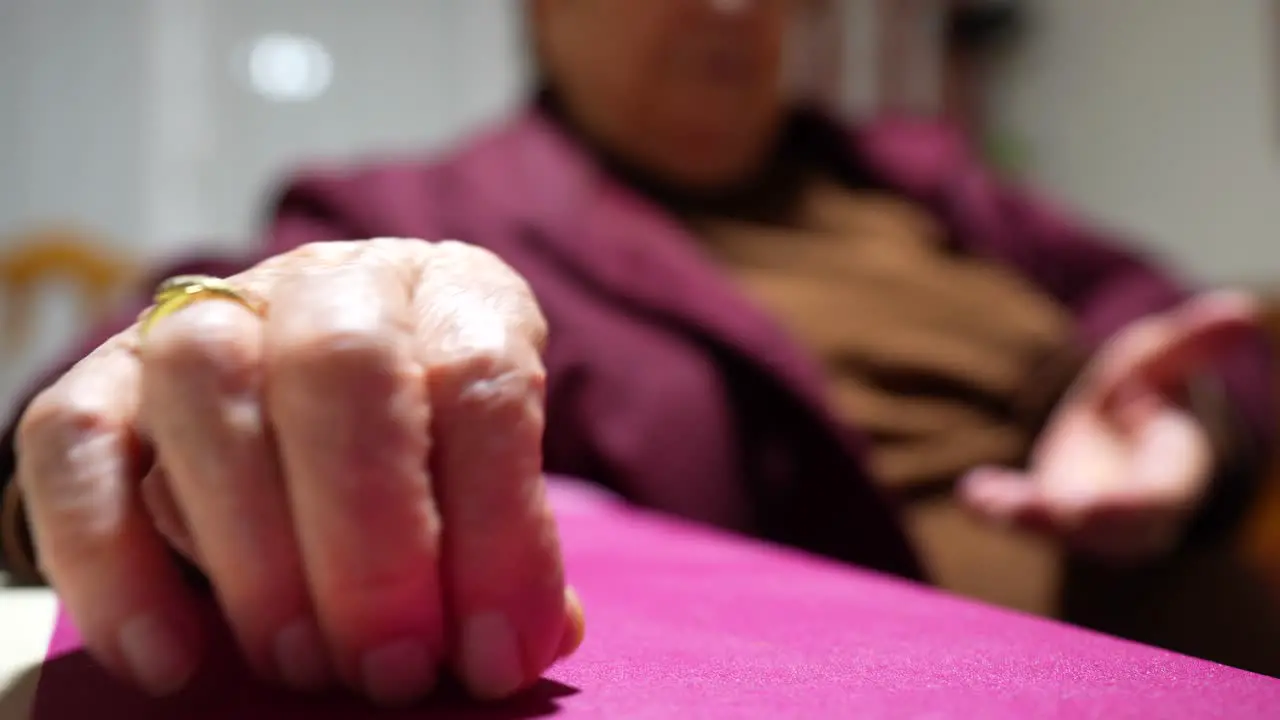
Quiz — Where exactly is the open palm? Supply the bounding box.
[960,292,1255,563]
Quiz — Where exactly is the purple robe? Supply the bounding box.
[2,106,1272,582]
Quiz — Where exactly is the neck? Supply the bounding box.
[534,88,867,224]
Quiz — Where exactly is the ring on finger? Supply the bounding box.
[138,275,261,342]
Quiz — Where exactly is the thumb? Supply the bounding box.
[1094,290,1258,407]
[958,467,1054,535]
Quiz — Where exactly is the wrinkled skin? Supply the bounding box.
[17,239,584,706]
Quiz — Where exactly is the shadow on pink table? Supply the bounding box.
[27,479,1280,719]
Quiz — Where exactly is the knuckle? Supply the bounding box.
[425,241,549,353]
[531,319,550,355]
[363,236,426,256]
[144,306,260,390]
[431,346,546,416]
[440,265,547,342]
[520,305,550,355]
[288,239,362,263]
[38,492,126,566]
[432,239,498,263]
[435,241,536,293]
[22,456,128,570]
[13,371,138,576]
[275,330,416,391]
[17,388,118,455]
[431,239,534,290]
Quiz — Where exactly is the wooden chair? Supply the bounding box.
[0,227,139,357]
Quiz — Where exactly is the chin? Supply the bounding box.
[662,155,768,192]
[638,100,784,190]
[662,131,777,191]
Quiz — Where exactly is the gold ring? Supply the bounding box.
[138,274,260,340]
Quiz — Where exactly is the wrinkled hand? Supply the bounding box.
[15,239,584,705]
[960,292,1259,563]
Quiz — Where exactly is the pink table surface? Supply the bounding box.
[31,480,1280,719]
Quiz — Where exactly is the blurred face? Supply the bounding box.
[533,0,798,190]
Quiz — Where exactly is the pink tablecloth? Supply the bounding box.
[33,480,1280,719]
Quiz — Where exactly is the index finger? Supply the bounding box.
[413,242,567,699]
[16,340,205,695]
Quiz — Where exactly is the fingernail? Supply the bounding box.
[118,614,197,696]
[559,587,586,659]
[461,612,525,700]
[275,619,329,691]
[360,639,435,707]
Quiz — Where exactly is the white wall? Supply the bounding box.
[197,0,527,250]
[0,0,527,254]
[992,0,1280,285]
[0,0,153,253]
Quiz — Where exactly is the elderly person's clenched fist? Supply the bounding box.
[13,239,585,706]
